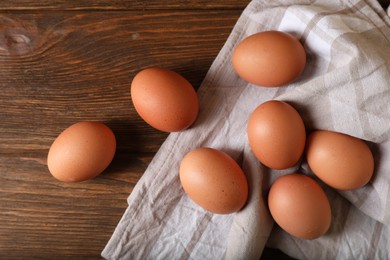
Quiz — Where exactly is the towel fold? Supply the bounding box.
[102,0,390,259]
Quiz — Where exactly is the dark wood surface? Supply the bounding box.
[0,1,250,259]
[1,1,389,259]
[0,1,247,10]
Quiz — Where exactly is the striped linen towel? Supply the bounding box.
[102,0,390,259]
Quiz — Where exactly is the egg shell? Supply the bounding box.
[268,174,332,240]
[47,121,116,182]
[179,147,248,214]
[247,100,306,170]
[131,67,199,132]
[305,130,374,190]
[232,30,306,87]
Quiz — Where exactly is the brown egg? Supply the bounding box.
[131,67,199,132]
[268,174,332,240]
[306,130,374,190]
[179,147,248,214]
[247,100,306,169]
[232,30,306,87]
[47,121,116,182]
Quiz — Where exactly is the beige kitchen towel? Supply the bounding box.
[102,0,390,259]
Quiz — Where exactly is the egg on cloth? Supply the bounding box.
[305,130,374,190]
[47,121,116,182]
[268,173,332,240]
[247,100,306,170]
[131,67,199,132]
[179,147,248,214]
[232,30,306,87]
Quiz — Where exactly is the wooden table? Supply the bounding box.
[1,1,388,259]
[0,1,251,259]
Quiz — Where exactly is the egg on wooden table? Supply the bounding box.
[232,30,306,87]
[305,130,375,190]
[131,67,199,132]
[268,173,332,240]
[47,121,116,182]
[247,100,306,170]
[179,147,248,214]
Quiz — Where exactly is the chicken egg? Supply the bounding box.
[305,130,374,190]
[268,174,332,240]
[247,100,306,169]
[179,147,248,214]
[131,67,199,132]
[47,121,116,182]
[232,30,306,87]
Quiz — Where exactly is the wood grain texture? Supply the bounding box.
[0,0,388,11]
[1,153,145,258]
[0,10,241,151]
[0,2,297,259]
[0,1,248,11]
[0,9,244,258]
[0,10,240,259]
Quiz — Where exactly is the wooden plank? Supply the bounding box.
[0,9,242,258]
[0,152,149,258]
[0,9,241,153]
[0,1,249,11]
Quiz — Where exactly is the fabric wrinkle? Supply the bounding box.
[102,1,390,259]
